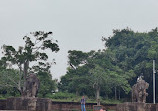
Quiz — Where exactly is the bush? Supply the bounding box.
[0,95,6,100]
[46,92,76,100]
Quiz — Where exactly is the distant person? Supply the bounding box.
[81,96,86,111]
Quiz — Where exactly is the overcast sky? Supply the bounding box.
[0,0,158,79]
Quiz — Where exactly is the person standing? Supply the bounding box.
[81,96,86,111]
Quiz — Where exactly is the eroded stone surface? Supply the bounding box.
[22,74,40,98]
[116,102,157,111]
[6,97,52,111]
[132,76,149,103]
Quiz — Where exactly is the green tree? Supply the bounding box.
[37,71,57,97]
[103,28,158,102]
[0,68,20,97]
[1,31,59,95]
[59,50,94,96]
[89,65,106,105]
[59,49,133,101]
[60,28,158,102]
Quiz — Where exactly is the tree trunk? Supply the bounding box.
[24,60,29,80]
[96,86,100,105]
[119,88,121,100]
[18,65,22,95]
[115,87,117,100]
[76,90,79,96]
[23,60,29,92]
[106,94,108,99]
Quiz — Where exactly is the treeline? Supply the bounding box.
[0,28,158,103]
[58,28,158,103]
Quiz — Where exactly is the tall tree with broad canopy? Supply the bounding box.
[102,28,158,102]
[59,28,158,102]
[1,31,59,95]
[59,49,133,101]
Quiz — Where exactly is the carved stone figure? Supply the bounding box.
[23,74,40,98]
[132,76,149,103]
[28,97,37,110]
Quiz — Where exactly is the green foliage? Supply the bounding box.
[45,92,76,100]
[59,49,133,100]
[59,28,158,102]
[102,28,158,102]
[37,71,57,98]
[0,31,59,96]
[1,28,158,103]
[59,65,94,97]
[0,68,21,97]
[1,31,59,73]
[0,68,18,88]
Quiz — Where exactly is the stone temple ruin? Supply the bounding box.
[6,74,52,111]
[116,76,158,111]
[22,74,40,98]
[2,74,158,111]
[132,76,149,103]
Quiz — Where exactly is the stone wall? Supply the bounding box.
[2,99,158,111]
[116,102,157,111]
[102,104,116,110]
[0,98,116,111]
[6,97,52,111]
[46,101,116,111]
[52,101,94,111]
[0,100,6,110]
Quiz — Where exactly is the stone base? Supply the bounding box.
[6,97,52,111]
[116,102,157,111]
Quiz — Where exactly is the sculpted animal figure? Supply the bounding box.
[23,74,40,98]
[132,76,149,103]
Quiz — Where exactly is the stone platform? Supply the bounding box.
[0,99,117,111]
[6,97,52,111]
[116,102,158,111]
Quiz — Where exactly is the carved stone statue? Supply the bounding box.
[132,76,149,103]
[23,74,40,98]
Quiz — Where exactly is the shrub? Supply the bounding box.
[45,92,76,99]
